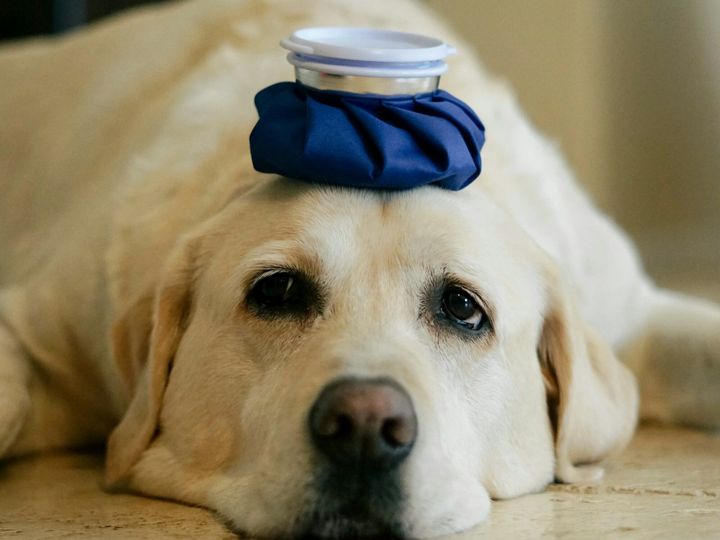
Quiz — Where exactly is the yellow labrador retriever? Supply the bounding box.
[1,0,718,537]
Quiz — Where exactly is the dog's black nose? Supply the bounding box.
[309,378,417,470]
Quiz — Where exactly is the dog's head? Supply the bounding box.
[106,179,637,538]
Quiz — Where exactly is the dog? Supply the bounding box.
[1,0,718,538]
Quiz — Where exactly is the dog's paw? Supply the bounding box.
[0,388,30,459]
[638,299,720,431]
[696,333,720,430]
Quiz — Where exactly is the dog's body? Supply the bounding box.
[1,0,718,537]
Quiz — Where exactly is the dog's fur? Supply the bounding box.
[1,0,719,537]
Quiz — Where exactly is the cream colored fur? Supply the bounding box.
[0,0,718,537]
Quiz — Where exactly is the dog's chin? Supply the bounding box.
[292,465,408,540]
[228,515,403,540]
[295,512,404,540]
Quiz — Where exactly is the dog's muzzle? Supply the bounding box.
[298,377,417,538]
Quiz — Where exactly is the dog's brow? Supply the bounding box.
[235,242,322,289]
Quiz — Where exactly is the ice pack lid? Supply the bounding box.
[280,27,456,78]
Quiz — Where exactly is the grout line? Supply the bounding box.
[548,484,718,498]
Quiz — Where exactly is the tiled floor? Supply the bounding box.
[1,425,719,539]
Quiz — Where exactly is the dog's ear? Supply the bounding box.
[105,237,198,487]
[538,267,638,484]
[111,290,154,396]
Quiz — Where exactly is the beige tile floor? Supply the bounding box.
[1,426,718,539]
[1,277,718,539]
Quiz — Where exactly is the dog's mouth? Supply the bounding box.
[293,466,407,540]
[296,511,403,540]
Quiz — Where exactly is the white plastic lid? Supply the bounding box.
[280,27,456,78]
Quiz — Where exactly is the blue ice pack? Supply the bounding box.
[249,27,486,191]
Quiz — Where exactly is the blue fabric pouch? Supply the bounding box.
[249,82,485,191]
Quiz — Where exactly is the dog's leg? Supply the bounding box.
[621,288,720,430]
[0,319,31,459]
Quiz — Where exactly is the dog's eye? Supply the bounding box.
[440,286,486,331]
[250,272,298,307]
[247,270,315,316]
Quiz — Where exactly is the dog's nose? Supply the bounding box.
[309,377,417,470]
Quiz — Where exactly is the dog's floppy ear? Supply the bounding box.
[105,237,198,487]
[538,267,638,484]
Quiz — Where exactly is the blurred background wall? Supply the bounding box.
[428,0,720,293]
[0,0,169,39]
[1,0,718,292]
